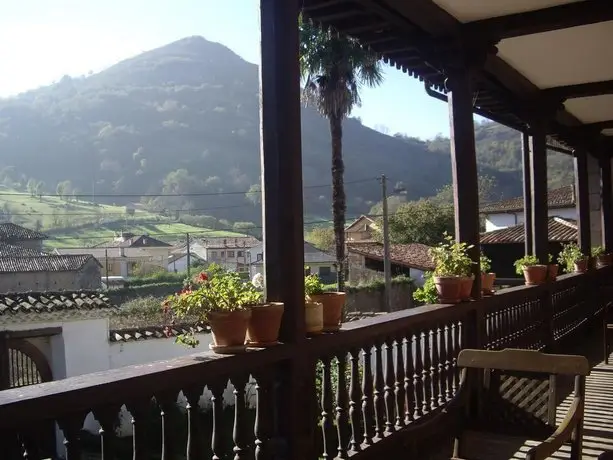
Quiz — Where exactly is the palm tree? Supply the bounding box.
[299,18,383,290]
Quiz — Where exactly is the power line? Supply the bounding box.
[0,177,376,199]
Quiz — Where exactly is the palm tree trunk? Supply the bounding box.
[330,113,346,291]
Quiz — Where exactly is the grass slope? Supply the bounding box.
[0,189,243,249]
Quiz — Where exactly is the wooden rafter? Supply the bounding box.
[542,79,613,100]
[466,0,613,40]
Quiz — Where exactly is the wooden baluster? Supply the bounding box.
[452,322,461,392]
[394,335,405,429]
[59,414,87,460]
[430,328,440,409]
[445,324,453,400]
[384,338,396,434]
[413,332,424,419]
[254,371,273,460]
[158,392,179,460]
[321,357,334,458]
[127,398,151,460]
[349,349,362,453]
[436,325,445,406]
[210,381,227,460]
[93,406,120,460]
[373,341,385,439]
[421,331,431,414]
[184,386,205,460]
[404,335,414,424]
[361,347,374,446]
[231,375,248,460]
[336,353,350,459]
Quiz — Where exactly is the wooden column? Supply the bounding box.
[574,151,591,255]
[447,67,481,297]
[259,2,314,459]
[522,132,533,255]
[600,155,613,252]
[259,0,305,341]
[528,122,548,264]
[0,332,9,390]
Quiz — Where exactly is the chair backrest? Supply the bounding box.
[457,349,590,376]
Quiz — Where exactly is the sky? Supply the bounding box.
[0,0,454,139]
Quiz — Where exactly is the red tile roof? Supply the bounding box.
[480,217,577,245]
[348,242,435,271]
[480,185,575,214]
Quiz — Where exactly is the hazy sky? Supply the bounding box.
[0,0,455,139]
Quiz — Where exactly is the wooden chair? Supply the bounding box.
[408,348,589,460]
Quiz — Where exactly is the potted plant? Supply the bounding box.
[246,273,285,347]
[305,273,343,332]
[480,252,495,295]
[429,234,474,303]
[164,264,261,353]
[514,255,547,285]
[413,271,438,305]
[548,254,559,281]
[558,242,588,273]
[592,246,612,268]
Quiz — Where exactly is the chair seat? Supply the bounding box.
[606,324,613,329]
[452,430,543,460]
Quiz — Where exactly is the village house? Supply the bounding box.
[192,236,260,273]
[480,185,576,232]
[344,215,379,243]
[347,242,435,286]
[0,222,48,251]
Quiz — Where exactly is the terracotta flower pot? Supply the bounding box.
[481,273,496,295]
[459,276,474,301]
[522,265,548,286]
[433,276,462,304]
[548,264,559,281]
[305,301,323,335]
[309,292,346,332]
[596,254,613,268]
[208,309,251,352]
[574,258,589,273]
[247,302,284,346]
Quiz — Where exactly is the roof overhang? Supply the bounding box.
[303,0,613,156]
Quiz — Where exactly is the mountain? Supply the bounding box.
[0,36,573,228]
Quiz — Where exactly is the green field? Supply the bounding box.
[0,190,244,249]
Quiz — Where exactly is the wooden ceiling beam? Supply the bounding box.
[466,0,613,40]
[302,0,349,12]
[542,79,613,100]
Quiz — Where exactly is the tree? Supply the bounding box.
[385,199,454,246]
[245,183,261,206]
[306,226,335,252]
[300,17,383,290]
[432,175,500,206]
[56,180,72,200]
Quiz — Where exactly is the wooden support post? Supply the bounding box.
[0,332,9,390]
[259,2,313,459]
[574,152,591,255]
[528,122,548,264]
[522,132,533,255]
[447,67,481,298]
[600,156,613,252]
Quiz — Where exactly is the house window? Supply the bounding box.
[228,251,235,258]
[210,250,217,259]
[220,251,225,258]
[319,266,331,276]
[237,251,244,257]
[256,253,263,261]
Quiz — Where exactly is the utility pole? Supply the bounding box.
[186,233,191,278]
[380,174,392,312]
[105,249,109,288]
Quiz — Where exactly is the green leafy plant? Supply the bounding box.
[480,252,492,274]
[558,243,585,273]
[591,246,605,257]
[429,233,475,277]
[305,273,325,297]
[164,263,262,347]
[413,271,438,304]
[548,254,554,264]
[513,255,540,276]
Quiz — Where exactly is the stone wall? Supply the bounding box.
[345,281,415,313]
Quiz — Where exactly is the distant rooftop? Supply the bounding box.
[0,255,100,273]
[0,291,115,318]
[201,236,260,249]
[94,233,171,248]
[348,242,435,271]
[480,217,577,245]
[0,242,47,257]
[0,223,48,242]
[480,186,575,214]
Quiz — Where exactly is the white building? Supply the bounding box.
[480,185,576,232]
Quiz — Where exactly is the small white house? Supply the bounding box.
[480,185,576,232]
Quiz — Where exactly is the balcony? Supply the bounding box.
[0,268,611,459]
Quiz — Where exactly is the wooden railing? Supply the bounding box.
[0,268,609,460]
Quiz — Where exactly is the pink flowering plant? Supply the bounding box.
[163,263,262,347]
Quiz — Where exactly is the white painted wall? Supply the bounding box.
[409,268,426,286]
[484,207,577,232]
